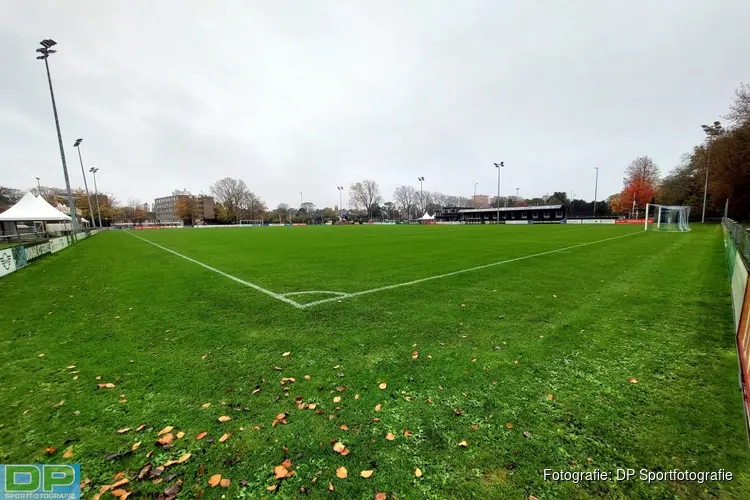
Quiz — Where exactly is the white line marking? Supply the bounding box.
[126,231,304,309]
[298,230,644,308]
[282,291,349,297]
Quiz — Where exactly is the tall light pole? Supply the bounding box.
[701,121,724,223]
[473,182,478,207]
[300,191,303,206]
[89,167,103,227]
[418,177,425,214]
[37,39,77,233]
[494,162,503,223]
[337,186,344,220]
[73,139,96,228]
[593,166,599,217]
[570,190,576,217]
[35,176,42,195]
[516,187,519,202]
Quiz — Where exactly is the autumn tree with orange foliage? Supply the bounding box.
[610,156,660,215]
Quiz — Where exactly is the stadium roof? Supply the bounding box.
[0,191,72,221]
[459,205,563,213]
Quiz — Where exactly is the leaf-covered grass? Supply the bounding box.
[0,224,748,499]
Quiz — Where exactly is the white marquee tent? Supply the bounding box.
[419,212,435,220]
[0,191,72,222]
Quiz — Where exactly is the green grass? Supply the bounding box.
[1,224,748,499]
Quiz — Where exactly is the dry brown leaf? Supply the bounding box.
[335,467,347,479]
[157,426,174,436]
[341,448,350,456]
[304,375,311,380]
[201,403,211,409]
[547,394,554,400]
[385,432,395,441]
[267,484,278,491]
[117,427,131,434]
[99,485,111,494]
[307,403,317,410]
[98,383,116,389]
[378,382,387,390]
[403,429,413,437]
[73,376,79,380]
[111,478,129,489]
[629,377,638,384]
[66,364,76,369]
[156,433,175,446]
[471,424,479,430]
[208,474,222,487]
[274,465,289,480]
[164,480,182,497]
[113,472,125,481]
[328,482,334,492]
[218,433,230,443]
[135,424,146,432]
[252,388,261,395]
[333,364,341,369]
[415,467,423,478]
[506,423,513,429]
[457,440,468,447]
[360,470,374,478]
[220,478,231,488]
[282,351,291,357]
[131,441,141,451]
[375,404,382,412]
[195,431,207,440]
[218,416,232,422]
[529,496,539,500]
[333,396,341,403]
[176,431,185,439]
[110,489,130,498]
[63,448,73,459]
[523,431,532,439]
[177,453,192,464]
[333,442,346,453]
[354,394,360,400]
[53,400,65,408]
[340,424,348,431]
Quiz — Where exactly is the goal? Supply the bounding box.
[239,220,264,226]
[644,204,691,232]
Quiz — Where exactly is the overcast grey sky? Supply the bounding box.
[1,0,748,209]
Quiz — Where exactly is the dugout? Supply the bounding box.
[459,205,565,224]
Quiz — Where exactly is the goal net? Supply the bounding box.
[644,204,691,232]
[239,220,264,226]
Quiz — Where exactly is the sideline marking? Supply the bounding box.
[281,291,349,297]
[297,230,645,308]
[126,232,304,309]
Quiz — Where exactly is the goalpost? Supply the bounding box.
[644,204,691,232]
[239,220,264,226]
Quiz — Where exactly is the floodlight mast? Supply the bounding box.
[37,39,78,234]
[74,138,96,227]
[494,162,504,223]
[89,167,103,227]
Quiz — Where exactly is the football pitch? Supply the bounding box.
[1,224,749,498]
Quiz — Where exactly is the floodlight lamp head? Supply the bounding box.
[74,138,83,147]
[40,39,57,48]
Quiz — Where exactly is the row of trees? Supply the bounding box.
[609,82,749,220]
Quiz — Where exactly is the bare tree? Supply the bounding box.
[349,180,382,219]
[624,156,660,187]
[393,185,417,219]
[210,177,251,222]
[725,82,750,127]
[276,203,290,223]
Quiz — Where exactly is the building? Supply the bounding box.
[435,206,473,223]
[472,194,491,208]
[460,205,565,223]
[154,190,216,224]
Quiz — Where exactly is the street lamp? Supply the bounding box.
[73,138,96,228]
[37,39,78,233]
[700,121,724,223]
[89,167,103,227]
[570,190,576,216]
[473,182,478,207]
[494,162,503,223]
[418,177,425,214]
[35,176,41,195]
[593,167,599,217]
[337,186,344,220]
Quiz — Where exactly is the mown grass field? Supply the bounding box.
[0,224,748,499]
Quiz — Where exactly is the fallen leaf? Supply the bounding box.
[304,375,311,381]
[177,453,192,464]
[73,376,79,380]
[415,467,423,478]
[307,403,317,410]
[375,404,382,412]
[282,351,291,357]
[111,478,129,489]
[328,482,334,492]
[375,493,386,500]
[158,426,174,436]
[333,364,340,369]
[220,478,230,488]
[117,427,131,434]
[529,496,540,500]
[131,442,141,451]
[333,442,346,453]
[385,432,395,441]
[629,377,639,384]
[267,484,277,491]
[201,403,211,409]
[457,440,468,447]
[156,433,175,446]
[378,382,387,390]
[110,489,129,498]
[218,416,232,422]
[195,432,207,440]
[63,448,73,459]
[164,480,182,496]
[66,365,76,369]
[274,465,289,479]
[98,383,116,389]
[135,424,146,432]
[208,474,222,487]
[336,467,347,479]
[358,469,374,479]
[218,433,230,443]
[354,394,360,400]
[176,431,185,439]
[547,394,554,400]
[506,423,513,429]
[340,424,348,431]
[523,431,532,439]
[252,388,261,395]
[471,424,479,431]
[201,354,207,359]
[427,397,433,404]
[333,396,341,403]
